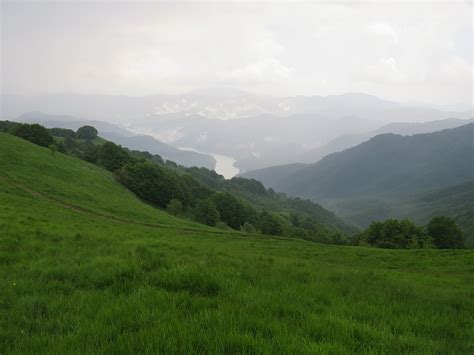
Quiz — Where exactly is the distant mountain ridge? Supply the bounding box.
[241,123,474,242]
[3,92,472,172]
[293,117,474,165]
[242,123,474,200]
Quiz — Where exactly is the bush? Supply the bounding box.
[82,143,100,164]
[98,142,131,172]
[166,198,183,216]
[49,127,76,139]
[241,222,257,234]
[359,219,427,249]
[215,222,230,230]
[48,144,57,155]
[195,198,220,226]
[212,193,257,230]
[427,216,465,249]
[116,161,183,208]
[76,126,98,140]
[9,123,54,147]
[0,120,19,133]
[258,211,284,236]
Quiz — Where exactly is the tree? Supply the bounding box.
[76,126,98,140]
[166,198,183,216]
[116,161,183,208]
[195,198,220,226]
[48,127,76,139]
[211,192,256,230]
[0,120,18,133]
[427,216,465,249]
[9,123,54,147]
[82,143,100,164]
[97,142,131,171]
[360,219,425,249]
[258,211,284,236]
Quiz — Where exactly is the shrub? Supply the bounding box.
[82,143,100,164]
[166,198,183,216]
[258,211,284,236]
[215,221,230,230]
[241,222,257,234]
[427,216,465,249]
[359,219,426,249]
[212,193,256,230]
[48,144,57,155]
[195,198,220,226]
[98,142,131,172]
[48,127,76,139]
[116,161,183,208]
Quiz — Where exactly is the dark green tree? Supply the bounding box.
[82,142,100,164]
[195,198,220,226]
[0,120,18,133]
[9,123,54,147]
[361,219,425,249]
[97,142,131,171]
[258,211,284,236]
[427,216,464,249]
[48,127,76,139]
[212,192,256,230]
[76,126,98,140]
[166,198,183,216]
[116,161,183,208]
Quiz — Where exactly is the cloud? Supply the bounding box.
[368,23,399,44]
[1,1,472,104]
[220,58,294,83]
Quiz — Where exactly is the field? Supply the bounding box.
[1,133,473,353]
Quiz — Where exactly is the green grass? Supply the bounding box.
[1,133,473,353]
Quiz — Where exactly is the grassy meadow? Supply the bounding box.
[0,133,473,353]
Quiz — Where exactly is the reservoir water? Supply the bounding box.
[178,147,240,179]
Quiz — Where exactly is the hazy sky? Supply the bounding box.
[1,0,472,105]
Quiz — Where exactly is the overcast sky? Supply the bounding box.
[1,0,472,105]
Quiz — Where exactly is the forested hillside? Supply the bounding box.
[0,121,356,243]
[242,124,474,242]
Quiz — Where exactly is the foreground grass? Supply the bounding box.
[0,134,473,353]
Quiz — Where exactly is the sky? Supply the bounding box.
[1,0,473,105]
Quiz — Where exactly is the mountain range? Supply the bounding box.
[2,92,472,172]
[242,124,474,242]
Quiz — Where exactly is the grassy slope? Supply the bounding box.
[0,133,473,353]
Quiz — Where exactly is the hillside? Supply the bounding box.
[295,118,473,165]
[17,112,216,170]
[243,124,474,199]
[0,123,356,242]
[1,132,473,353]
[242,124,474,241]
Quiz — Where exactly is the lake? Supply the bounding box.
[178,147,240,179]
